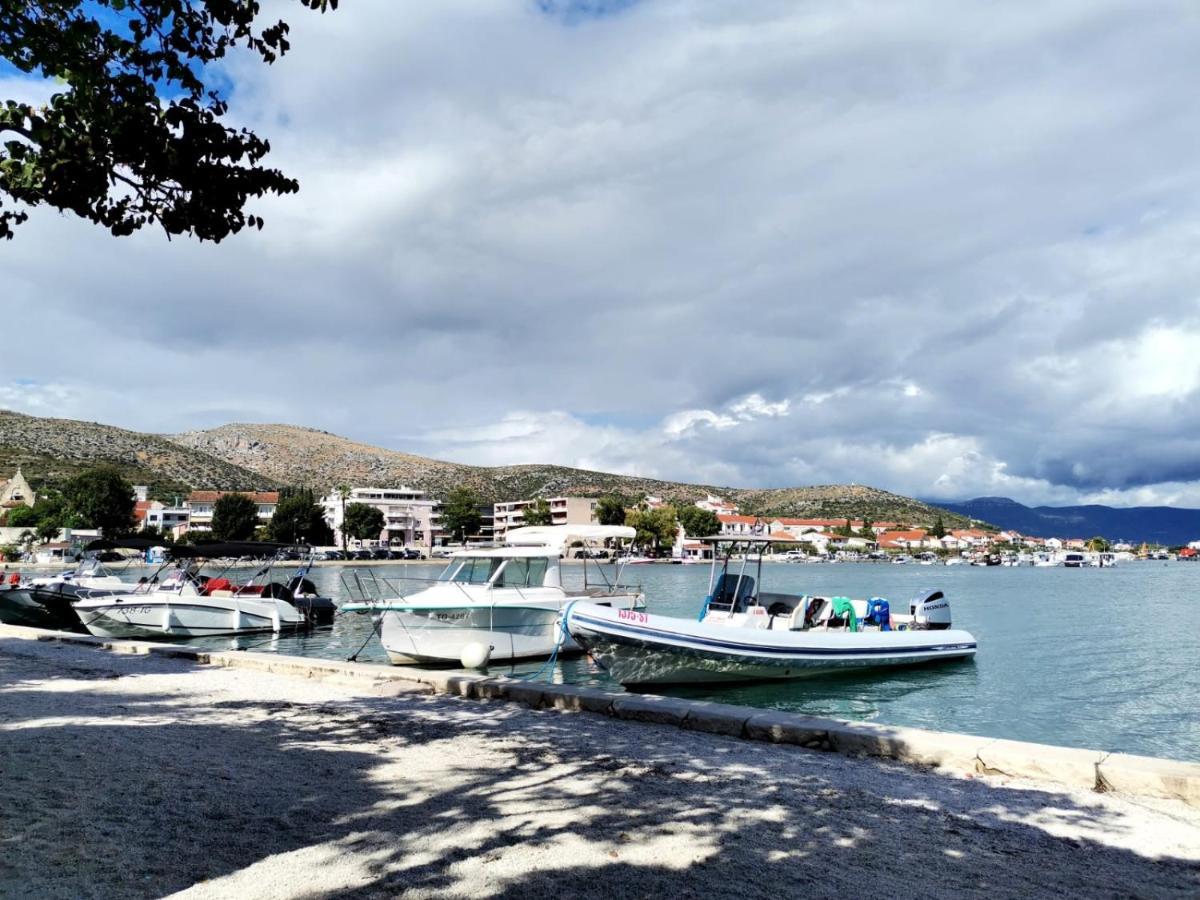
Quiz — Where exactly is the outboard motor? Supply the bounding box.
[909,589,952,630]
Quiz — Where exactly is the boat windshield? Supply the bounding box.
[493,557,549,588]
[438,557,504,585]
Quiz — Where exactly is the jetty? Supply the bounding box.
[1,625,1197,898]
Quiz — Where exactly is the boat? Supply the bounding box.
[341,525,644,665]
[564,535,976,686]
[71,542,335,639]
[0,538,164,631]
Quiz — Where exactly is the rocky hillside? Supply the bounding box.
[0,410,974,525]
[170,423,974,526]
[0,410,276,499]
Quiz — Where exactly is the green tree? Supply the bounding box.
[270,488,334,545]
[342,503,384,543]
[1086,536,1111,552]
[441,488,482,543]
[64,467,134,534]
[930,516,947,539]
[211,493,259,541]
[34,520,60,544]
[595,495,627,526]
[627,506,678,555]
[0,1,337,241]
[836,517,855,537]
[521,499,552,527]
[859,517,874,538]
[4,505,37,528]
[677,505,720,539]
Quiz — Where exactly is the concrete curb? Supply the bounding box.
[3,623,1198,807]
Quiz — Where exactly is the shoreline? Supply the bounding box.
[2,622,1197,804]
[1,627,1197,898]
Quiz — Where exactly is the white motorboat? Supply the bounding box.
[72,542,334,639]
[565,536,976,686]
[342,525,643,665]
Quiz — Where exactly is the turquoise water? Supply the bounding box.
[182,561,1199,762]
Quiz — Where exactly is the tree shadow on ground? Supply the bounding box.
[0,639,1197,900]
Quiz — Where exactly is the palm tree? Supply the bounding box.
[336,484,351,550]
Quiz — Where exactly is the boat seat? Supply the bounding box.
[827,597,859,632]
[709,573,756,613]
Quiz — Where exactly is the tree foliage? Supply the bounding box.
[627,506,678,554]
[211,492,259,541]
[342,502,384,542]
[520,498,552,527]
[440,487,481,543]
[63,466,134,534]
[0,1,337,241]
[677,505,720,539]
[595,495,626,526]
[4,505,37,527]
[930,516,946,539]
[269,487,332,545]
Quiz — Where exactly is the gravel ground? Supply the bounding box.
[1,637,1198,900]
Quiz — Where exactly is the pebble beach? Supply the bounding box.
[1,636,1198,899]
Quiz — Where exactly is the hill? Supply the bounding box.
[0,409,973,524]
[0,410,277,500]
[930,496,1200,545]
[169,422,972,525]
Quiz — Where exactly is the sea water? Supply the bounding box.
[186,560,1200,762]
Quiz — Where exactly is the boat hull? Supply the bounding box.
[565,602,977,685]
[377,594,643,664]
[0,586,84,631]
[72,595,309,639]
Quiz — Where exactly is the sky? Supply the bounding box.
[2,0,1200,507]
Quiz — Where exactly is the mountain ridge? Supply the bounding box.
[929,496,1200,545]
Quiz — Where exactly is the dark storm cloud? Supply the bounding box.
[3,2,1200,505]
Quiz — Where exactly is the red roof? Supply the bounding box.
[188,491,279,504]
[877,530,928,548]
[718,514,761,525]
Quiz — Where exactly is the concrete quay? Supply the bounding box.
[1,622,1197,808]
[2,625,1198,899]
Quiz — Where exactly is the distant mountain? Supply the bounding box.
[929,496,1200,545]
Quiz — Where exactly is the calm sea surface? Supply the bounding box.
[179,560,1199,762]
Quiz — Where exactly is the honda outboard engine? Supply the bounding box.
[909,589,952,630]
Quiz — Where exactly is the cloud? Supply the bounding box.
[3,1,1200,507]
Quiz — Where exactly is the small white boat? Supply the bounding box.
[565,536,976,686]
[72,542,333,639]
[342,525,644,665]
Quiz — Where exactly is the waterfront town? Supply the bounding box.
[0,468,1190,565]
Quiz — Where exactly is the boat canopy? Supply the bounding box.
[171,541,296,559]
[448,546,565,559]
[504,525,636,551]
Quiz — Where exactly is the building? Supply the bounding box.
[185,491,279,533]
[695,494,739,515]
[135,500,190,537]
[320,486,441,549]
[0,467,36,511]
[492,497,598,542]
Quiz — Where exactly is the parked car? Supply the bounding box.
[349,549,373,561]
[370,548,391,560]
[320,549,348,561]
[401,548,424,560]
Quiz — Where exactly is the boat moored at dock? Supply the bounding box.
[342,525,644,665]
[565,536,977,686]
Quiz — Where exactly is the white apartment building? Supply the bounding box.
[320,486,442,548]
[696,494,739,515]
[185,491,279,533]
[492,496,599,542]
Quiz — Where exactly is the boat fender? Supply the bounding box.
[461,641,492,670]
